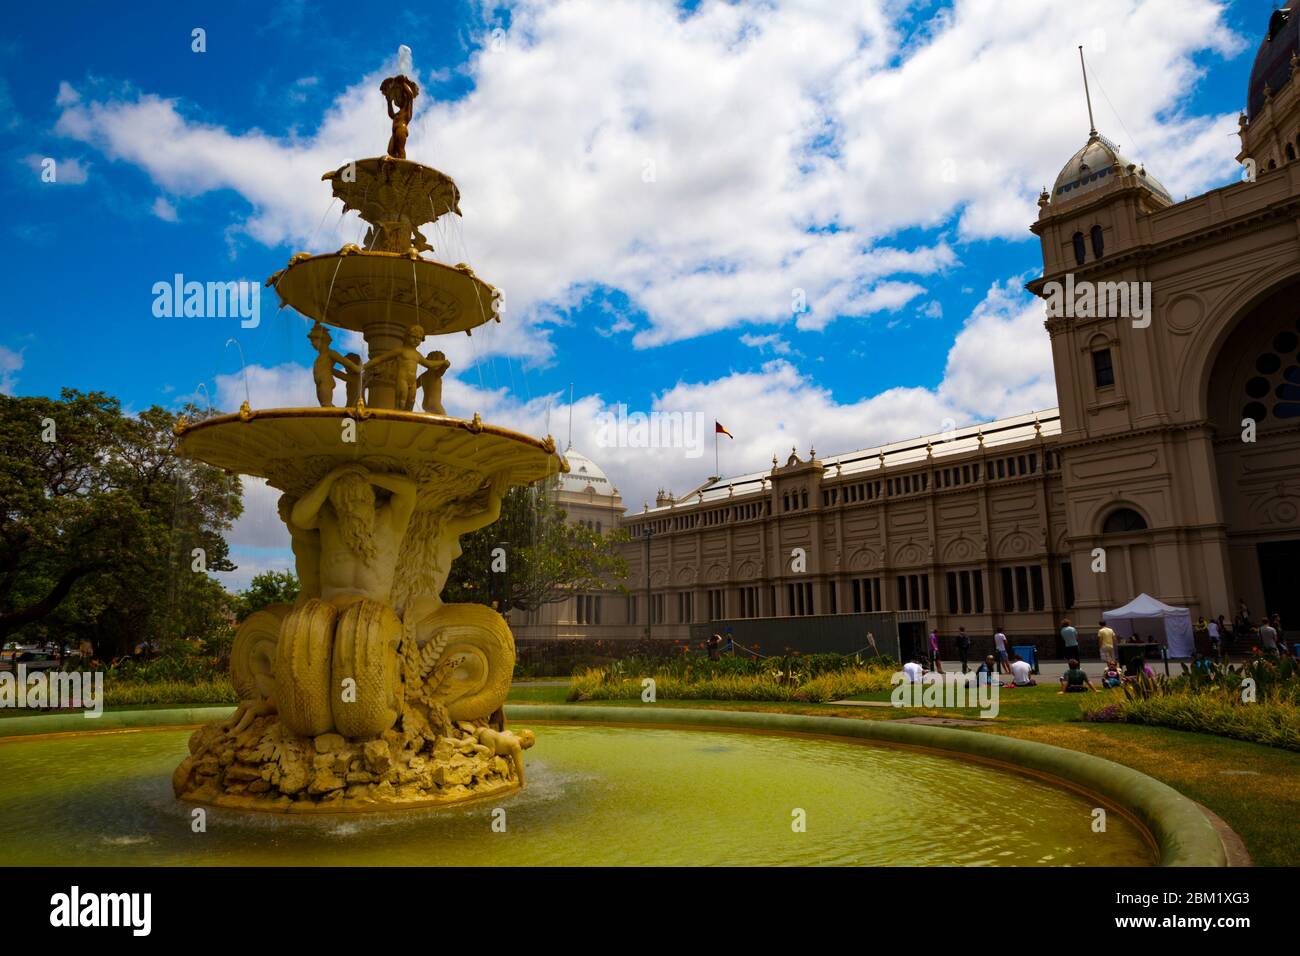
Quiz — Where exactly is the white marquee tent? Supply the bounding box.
[1102,593,1196,658]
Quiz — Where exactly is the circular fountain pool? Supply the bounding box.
[0,723,1154,866]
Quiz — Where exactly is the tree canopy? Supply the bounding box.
[233,570,300,622]
[0,389,242,658]
[442,480,627,614]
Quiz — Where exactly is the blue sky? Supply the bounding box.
[0,0,1266,587]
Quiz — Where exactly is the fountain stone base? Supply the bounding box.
[174,698,531,813]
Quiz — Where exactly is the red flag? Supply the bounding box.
[715,421,734,439]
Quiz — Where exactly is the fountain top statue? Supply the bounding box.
[172,49,564,813]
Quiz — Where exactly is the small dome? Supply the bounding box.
[1246,4,1299,120]
[556,448,615,495]
[1051,132,1171,205]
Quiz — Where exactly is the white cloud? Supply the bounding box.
[740,332,792,355]
[22,154,89,184]
[0,345,23,393]
[151,196,179,222]
[51,0,1244,355]
[211,276,1055,511]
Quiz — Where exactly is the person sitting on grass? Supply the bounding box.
[975,654,999,687]
[902,657,924,684]
[1058,658,1096,693]
[1101,660,1123,689]
[1008,653,1036,687]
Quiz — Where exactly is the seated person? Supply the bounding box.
[1058,658,1096,693]
[1008,653,1036,687]
[1101,660,1123,688]
[975,654,999,686]
[902,658,924,684]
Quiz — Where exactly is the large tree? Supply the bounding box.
[0,389,241,658]
[233,570,300,622]
[443,480,628,614]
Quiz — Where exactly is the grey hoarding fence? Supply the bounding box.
[689,612,907,661]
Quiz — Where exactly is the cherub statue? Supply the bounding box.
[308,323,360,407]
[474,727,536,786]
[338,352,364,407]
[380,75,420,160]
[363,324,443,410]
[417,350,451,414]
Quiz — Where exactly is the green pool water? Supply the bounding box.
[0,724,1153,866]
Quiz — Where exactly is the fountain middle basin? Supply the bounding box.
[0,720,1156,866]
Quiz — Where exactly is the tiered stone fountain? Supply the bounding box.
[171,53,565,812]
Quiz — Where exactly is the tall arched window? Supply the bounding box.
[1102,508,1148,534]
[1072,232,1086,266]
[1090,224,1104,259]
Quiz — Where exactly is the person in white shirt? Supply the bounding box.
[993,628,1010,674]
[1009,654,1036,686]
[902,659,924,683]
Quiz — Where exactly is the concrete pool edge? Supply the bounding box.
[506,704,1230,868]
[0,703,1229,867]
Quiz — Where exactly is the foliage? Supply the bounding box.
[443,481,628,613]
[232,570,299,622]
[567,654,896,703]
[104,678,238,707]
[0,390,241,659]
[1080,655,1300,751]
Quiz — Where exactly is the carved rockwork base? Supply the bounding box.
[173,700,532,813]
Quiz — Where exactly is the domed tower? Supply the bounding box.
[1238,3,1300,175]
[513,449,630,641]
[1027,30,1300,637]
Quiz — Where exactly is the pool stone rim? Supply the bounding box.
[0,703,1229,867]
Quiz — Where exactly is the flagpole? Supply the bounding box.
[714,425,719,479]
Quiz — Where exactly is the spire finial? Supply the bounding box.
[1078,46,1097,138]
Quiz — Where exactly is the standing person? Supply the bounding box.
[1097,622,1116,664]
[1259,617,1279,656]
[955,627,971,674]
[707,633,722,661]
[928,627,944,673]
[1059,618,1079,660]
[1217,615,1230,656]
[1207,615,1221,658]
[993,626,1010,674]
[724,631,734,656]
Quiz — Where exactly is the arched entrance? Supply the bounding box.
[1207,277,1300,637]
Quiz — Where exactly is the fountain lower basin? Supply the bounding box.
[0,711,1179,866]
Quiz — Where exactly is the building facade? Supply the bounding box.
[552,10,1300,652]
[510,449,637,640]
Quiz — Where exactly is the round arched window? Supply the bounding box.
[1102,508,1148,534]
[1072,232,1086,266]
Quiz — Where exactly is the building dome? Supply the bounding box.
[1246,4,1299,120]
[556,448,616,495]
[1050,131,1172,205]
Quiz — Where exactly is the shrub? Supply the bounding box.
[1079,655,1300,751]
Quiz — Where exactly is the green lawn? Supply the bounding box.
[505,681,1300,867]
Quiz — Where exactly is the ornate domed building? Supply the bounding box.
[612,12,1300,656]
[511,448,633,640]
